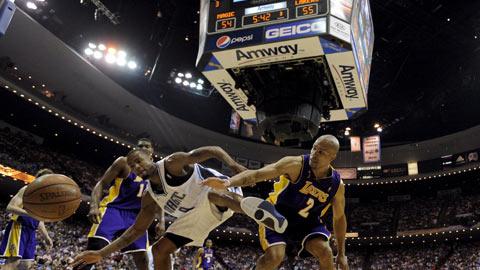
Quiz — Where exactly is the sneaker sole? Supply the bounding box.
[241,197,288,233]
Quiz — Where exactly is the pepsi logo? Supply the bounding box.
[215,34,255,49]
[216,36,232,49]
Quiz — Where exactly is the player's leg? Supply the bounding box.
[17,228,36,270]
[207,189,287,233]
[74,238,109,270]
[16,260,33,270]
[305,237,334,270]
[123,238,148,270]
[130,252,149,270]
[151,234,192,270]
[77,207,121,270]
[0,221,32,270]
[1,258,21,270]
[207,189,243,213]
[255,244,286,270]
[254,225,287,270]
[120,209,150,270]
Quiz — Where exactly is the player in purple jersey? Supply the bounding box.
[195,239,215,270]
[70,146,286,270]
[203,135,349,270]
[0,169,53,270]
[77,138,157,270]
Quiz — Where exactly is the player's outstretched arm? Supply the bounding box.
[38,221,53,251]
[195,248,204,268]
[166,146,247,175]
[71,193,159,268]
[202,156,302,189]
[6,186,29,217]
[89,157,129,224]
[332,181,349,270]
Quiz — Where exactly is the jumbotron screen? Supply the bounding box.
[208,0,328,33]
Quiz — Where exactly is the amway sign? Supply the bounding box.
[326,51,366,109]
[213,37,323,68]
[202,69,257,120]
[236,44,298,61]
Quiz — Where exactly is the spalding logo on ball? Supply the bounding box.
[23,174,82,222]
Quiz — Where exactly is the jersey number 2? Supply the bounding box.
[137,184,145,197]
[298,198,315,218]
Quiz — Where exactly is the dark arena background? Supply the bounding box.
[0,0,480,269]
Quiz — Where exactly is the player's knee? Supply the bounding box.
[264,247,285,265]
[310,240,333,261]
[152,241,176,257]
[132,252,148,263]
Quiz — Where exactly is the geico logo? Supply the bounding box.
[339,65,359,99]
[265,21,323,39]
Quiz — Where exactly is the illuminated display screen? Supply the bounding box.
[351,0,374,92]
[216,18,236,31]
[296,4,318,17]
[244,2,287,15]
[208,0,328,33]
[243,9,288,26]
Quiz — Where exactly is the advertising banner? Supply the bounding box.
[350,136,361,152]
[363,135,381,163]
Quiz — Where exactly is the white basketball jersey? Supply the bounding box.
[146,159,226,218]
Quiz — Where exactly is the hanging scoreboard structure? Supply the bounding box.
[197,0,374,144]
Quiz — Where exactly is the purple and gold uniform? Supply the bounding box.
[200,247,214,269]
[0,215,39,260]
[259,154,341,257]
[88,172,149,253]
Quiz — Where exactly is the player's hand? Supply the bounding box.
[201,177,229,190]
[71,251,103,268]
[46,238,53,251]
[336,254,349,270]
[88,207,101,224]
[230,163,248,174]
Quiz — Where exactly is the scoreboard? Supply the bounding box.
[197,0,374,143]
[209,0,328,33]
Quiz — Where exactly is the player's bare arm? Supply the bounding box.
[38,221,53,251]
[154,208,166,238]
[6,186,29,217]
[165,146,247,175]
[202,156,302,189]
[89,157,129,224]
[71,192,161,268]
[195,247,204,268]
[332,181,348,270]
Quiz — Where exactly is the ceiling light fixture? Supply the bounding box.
[26,2,37,10]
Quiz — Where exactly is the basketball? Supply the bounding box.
[23,174,82,222]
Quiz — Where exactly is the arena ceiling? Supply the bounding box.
[9,0,480,147]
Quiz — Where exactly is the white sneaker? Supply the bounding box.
[241,197,288,233]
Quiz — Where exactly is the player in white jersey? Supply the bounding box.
[71,146,286,270]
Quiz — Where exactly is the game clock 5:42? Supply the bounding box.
[242,9,288,26]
